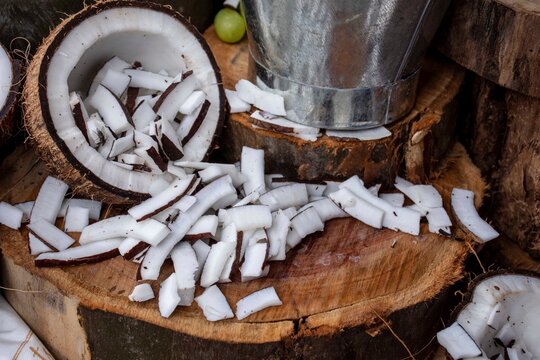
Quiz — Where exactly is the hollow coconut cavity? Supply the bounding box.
[437,272,540,360]
[0,43,19,144]
[24,0,226,204]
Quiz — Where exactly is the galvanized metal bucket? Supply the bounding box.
[243,0,451,129]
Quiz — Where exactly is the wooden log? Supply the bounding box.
[0,142,486,360]
[460,76,540,258]
[436,0,540,98]
[208,26,465,186]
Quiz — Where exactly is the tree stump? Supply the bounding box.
[208,27,465,186]
[0,28,484,360]
[436,0,540,258]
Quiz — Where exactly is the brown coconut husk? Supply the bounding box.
[23,0,226,204]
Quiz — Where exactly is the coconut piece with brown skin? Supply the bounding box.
[23,0,227,204]
[0,43,20,147]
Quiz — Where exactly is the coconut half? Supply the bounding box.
[0,43,20,145]
[437,272,540,360]
[24,1,226,203]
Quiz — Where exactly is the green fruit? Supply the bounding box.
[214,8,246,44]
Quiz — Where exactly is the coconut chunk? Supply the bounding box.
[451,188,499,242]
[192,240,211,281]
[298,198,348,222]
[108,133,135,158]
[289,207,324,240]
[79,215,135,244]
[179,90,205,115]
[176,100,211,146]
[131,218,171,246]
[124,69,175,92]
[118,153,145,166]
[166,163,188,179]
[128,283,154,302]
[129,175,196,221]
[266,210,291,261]
[134,146,167,173]
[88,56,131,96]
[437,322,482,359]
[28,219,75,251]
[225,89,250,113]
[155,119,183,160]
[185,215,219,240]
[153,73,199,122]
[158,273,181,318]
[64,206,90,232]
[200,240,236,288]
[69,92,90,142]
[28,233,52,255]
[118,237,148,260]
[218,224,241,283]
[325,127,391,141]
[426,207,452,234]
[240,243,267,281]
[220,205,272,231]
[89,85,133,135]
[236,287,282,320]
[305,183,327,197]
[14,201,34,224]
[99,68,131,97]
[170,242,198,306]
[35,239,121,267]
[86,113,108,148]
[340,176,421,235]
[132,100,158,131]
[241,146,266,195]
[250,110,320,136]
[195,285,234,322]
[380,193,405,207]
[178,161,246,188]
[58,199,102,220]
[259,183,309,212]
[235,80,286,116]
[328,188,384,229]
[141,176,236,280]
[0,202,23,230]
[30,176,69,224]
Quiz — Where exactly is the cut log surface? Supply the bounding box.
[210,29,465,186]
[436,0,540,98]
[0,28,483,360]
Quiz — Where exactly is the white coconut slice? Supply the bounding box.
[158,273,181,318]
[297,198,348,222]
[235,80,286,116]
[141,176,236,280]
[153,72,199,122]
[131,218,171,246]
[250,110,320,136]
[97,125,117,158]
[123,69,174,92]
[266,210,290,260]
[89,84,133,135]
[328,188,384,229]
[192,239,211,281]
[323,181,342,196]
[225,89,250,113]
[99,68,131,98]
[59,198,102,220]
[69,92,90,142]
[195,285,234,322]
[86,113,108,148]
[368,184,382,197]
[179,90,205,115]
[118,153,145,166]
[305,183,327,197]
[240,243,267,281]
[178,161,246,188]
[426,207,452,234]
[128,283,155,302]
[258,183,309,212]
[34,238,121,267]
[241,146,266,195]
[290,206,324,239]
[218,223,242,283]
[28,233,52,255]
[128,175,196,221]
[236,287,282,320]
[451,188,499,242]
[14,201,34,224]
[394,177,443,211]
[439,274,540,359]
[437,322,482,359]
[340,176,421,235]
[185,215,219,241]
[27,219,75,252]
[155,119,184,161]
[175,99,211,146]
[325,127,391,141]
[220,205,272,231]
[147,176,172,196]
[134,146,167,173]
[108,133,135,158]
[170,242,198,306]
[166,163,188,179]
[30,176,69,224]
[79,215,135,244]
[233,191,260,208]
[118,237,149,260]
[132,100,158,131]
[88,56,131,97]
[0,202,24,230]
[64,206,90,232]
[27,3,226,201]
[380,193,405,207]
[200,241,236,287]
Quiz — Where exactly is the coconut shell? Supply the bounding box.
[23,0,226,204]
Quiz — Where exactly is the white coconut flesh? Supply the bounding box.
[128,283,154,302]
[235,287,282,321]
[0,202,24,230]
[437,274,540,359]
[0,45,13,113]
[43,5,224,198]
[451,188,499,242]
